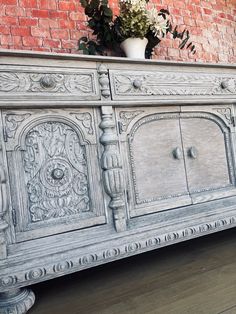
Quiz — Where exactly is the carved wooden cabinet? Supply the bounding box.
[0,51,236,313]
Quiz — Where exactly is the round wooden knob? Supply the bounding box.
[51,168,64,180]
[40,75,55,89]
[133,79,142,89]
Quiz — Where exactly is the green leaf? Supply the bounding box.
[90,0,99,10]
[80,0,88,8]
[103,7,113,17]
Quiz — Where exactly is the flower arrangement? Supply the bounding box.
[79,0,196,58]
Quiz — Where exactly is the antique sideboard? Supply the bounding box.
[0,50,236,313]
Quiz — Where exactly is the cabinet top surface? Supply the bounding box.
[0,49,236,69]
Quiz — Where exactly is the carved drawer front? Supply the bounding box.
[116,107,192,218]
[110,70,236,100]
[3,109,106,242]
[0,66,100,101]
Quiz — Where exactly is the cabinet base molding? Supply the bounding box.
[0,289,35,314]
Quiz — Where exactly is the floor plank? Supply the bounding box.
[29,229,236,314]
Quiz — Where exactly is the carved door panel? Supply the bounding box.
[180,111,236,204]
[116,107,192,218]
[2,109,106,242]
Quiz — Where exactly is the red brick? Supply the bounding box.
[61,39,77,49]
[58,1,76,11]
[0,26,10,35]
[168,48,180,57]
[0,35,13,45]
[5,6,25,16]
[12,35,22,45]
[69,12,86,21]
[2,0,17,4]
[51,29,69,40]
[203,8,212,15]
[22,36,42,46]
[0,16,18,25]
[32,9,49,18]
[49,11,68,19]
[31,27,50,38]
[218,12,226,19]
[19,17,38,26]
[38,0,57,9]
[59,19,76,29]
[19,0,38,8]
[33,47,51,52]
[11,26,30,36]
[43,38,61,48]
[38,18,58,28]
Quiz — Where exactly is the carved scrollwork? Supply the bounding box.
[5,113,31,140]
[111,71,236,97]
[214,107,233,126]
[118,110,144,133]
[71,112,94,135]
[23,122,90,223]
[99,106,126,232]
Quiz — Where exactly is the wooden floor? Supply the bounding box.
[29,229,236,314]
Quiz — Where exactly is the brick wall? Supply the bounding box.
[0,0,235,63]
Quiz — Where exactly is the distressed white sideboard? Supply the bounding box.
[0,50,236,313]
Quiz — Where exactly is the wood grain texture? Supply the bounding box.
[29,229,236,314]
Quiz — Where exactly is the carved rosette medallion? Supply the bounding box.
[23,122,90,223]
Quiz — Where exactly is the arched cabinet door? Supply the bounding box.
[180,107,236,203]
[2,109,106,242]
[116,107,192,218]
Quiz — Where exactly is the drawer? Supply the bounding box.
[109,70,236,100]
[0,65,100,101]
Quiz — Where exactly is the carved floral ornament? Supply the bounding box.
[0,71,97,95]
[112,72,236,96]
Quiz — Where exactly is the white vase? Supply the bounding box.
[120,37,148,59]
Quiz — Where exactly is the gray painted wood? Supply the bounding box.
[0,51,236,313]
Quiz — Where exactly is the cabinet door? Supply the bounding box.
[180,111,236,203]
[116,107,192,218]
[3,109,106,242]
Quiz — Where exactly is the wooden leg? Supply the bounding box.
[0,288,35,314]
